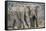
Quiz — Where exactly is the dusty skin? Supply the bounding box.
[6,1,45,30]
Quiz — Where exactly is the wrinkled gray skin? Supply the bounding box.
[7,2,45,29]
